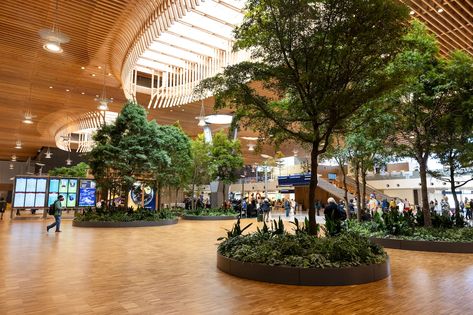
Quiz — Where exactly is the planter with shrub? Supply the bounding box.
[73,207,178,228]
[346,210,473,253]
[182,208,238,220]
[216,218,390,286]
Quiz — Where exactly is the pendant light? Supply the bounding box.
[39,0,70,53]
[196,99,206,127]
[95,66,113,111]
[9,163,14,170]
[45,147,53,159]
[66,151,72,166]
[247,143,255,151]
[11,154,17,162]
[15,140,22,149]
[23,110,35,124]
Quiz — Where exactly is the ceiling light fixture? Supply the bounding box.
[293,149,298,157]
[437,8,444,13]
[9,163,14,170]
[22,110,36,124]
[11,154,17,161]
[38,1,70,54]
[45,147,53,159]
[196,99,206,127]
[409,10,415,15]
[204,114,233,125]
[95,66,113,111]
[66,151,72,165]
[248,143,255,151]
[15,140,22,149]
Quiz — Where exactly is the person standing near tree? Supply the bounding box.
[47,195,64,233]
[0,197,6,220]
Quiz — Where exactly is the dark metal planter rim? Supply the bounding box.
[217,253,390,286]
[72,219,178,228]
[370,237,473,253]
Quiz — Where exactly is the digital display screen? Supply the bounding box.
[36,179,47,192]
[24,193,36,207]
[68,179,77,193]
[26,178,37,192]
[59,179,69,193]
[35,193,46,207]
[66,194,77,207]
[13,193,25,208]
[15,178,27,192]
[48,193,58,207]
[79,180,96,207]
[49,179,59,193]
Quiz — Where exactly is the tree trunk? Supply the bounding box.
[221,183,226,209]
[354,160,362,221]
[418,156,432,226]
[338,161,349,218]
[361,160,366,212]
[308,144,319,235]
[157,182,162,212]
[449,156,460,220]
[175,188,179,208]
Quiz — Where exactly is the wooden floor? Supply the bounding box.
[1,215,473,315]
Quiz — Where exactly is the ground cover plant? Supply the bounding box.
[185,208,236,217]
[345,210,473,242]
[74,207,176,222]
[217,219,387,268]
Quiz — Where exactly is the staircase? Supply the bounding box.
[343,176,394,201]
[317,177,355,201]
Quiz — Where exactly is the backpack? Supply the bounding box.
[48,202,56,215]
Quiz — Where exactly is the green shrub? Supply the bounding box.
[185,207,235,217]
[74,207,176,222]
[218,221,387,268]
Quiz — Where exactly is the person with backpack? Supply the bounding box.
[47,195,64,233]
[0,197,6,220]
[284,198,291,217]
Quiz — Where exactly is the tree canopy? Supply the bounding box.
[48,162,89,178]
[198,0,410,234]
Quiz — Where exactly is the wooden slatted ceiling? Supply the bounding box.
[403,0,473,56]
[0,0,472,165]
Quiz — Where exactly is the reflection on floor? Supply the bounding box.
[0,217,472,314]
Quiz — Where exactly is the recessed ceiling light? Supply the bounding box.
[95,94,99,98]
[437,8,444,13]
[81,92,85,95]
[107,73,112,76]
[409,10,415,15]
[49,86,53,89]
[98,66,102,69]
[91,74,96,77]
[81,66,85,70]
[66,89,70,92]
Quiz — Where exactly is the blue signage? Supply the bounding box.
[78,180,97,207]
[278,173,312,186]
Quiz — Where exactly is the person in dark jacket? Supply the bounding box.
[324,197,342,235]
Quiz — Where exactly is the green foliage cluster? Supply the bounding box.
[217,219,386,268]
[74,207,176,222]
[185,208,236,217]
[208,131,244,184]
[49,162,89,177]
[345,211,473,242]
[88,101,192,208]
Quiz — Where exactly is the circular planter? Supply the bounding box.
[370,237,473,253]
[181,214,237,221]
[72,219,178,228]
[217,253,390,286]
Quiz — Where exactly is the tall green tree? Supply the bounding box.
[190,134,212,209]
[49,162,89,177]
[386,22,473,226]
[209,131,244,204]
[199,0,409,234]
[430,52,473,221]
[88,101,154,206]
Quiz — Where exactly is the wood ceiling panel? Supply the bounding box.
[0,0,472,165]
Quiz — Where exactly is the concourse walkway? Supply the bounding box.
[0,217,472,314]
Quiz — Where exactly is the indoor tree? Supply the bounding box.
[430,51,473,221]
[49,162,89,177]
[385,22,473,226]
[190,134,212,209]
[198,0,410,234]
[208,131,244,206]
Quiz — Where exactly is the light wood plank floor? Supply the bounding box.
[1,216,473,315]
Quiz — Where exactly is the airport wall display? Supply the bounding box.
[12,176,96,209]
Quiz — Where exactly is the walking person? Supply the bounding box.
[0,197,6,220]
[261,199,271,222]
[47,195,64,233]
[284,198,291,217]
